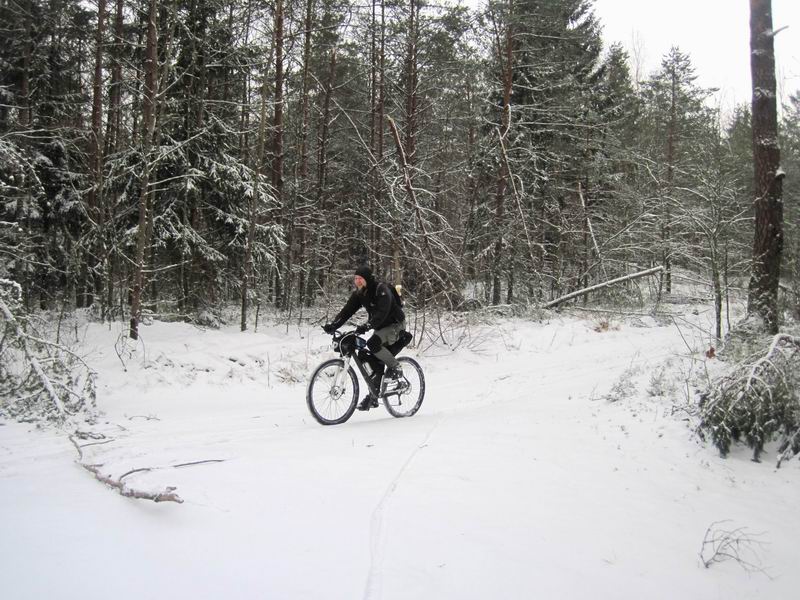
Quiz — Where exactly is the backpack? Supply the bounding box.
[391,283,404,308]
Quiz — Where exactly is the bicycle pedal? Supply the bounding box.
[382,379,408,395]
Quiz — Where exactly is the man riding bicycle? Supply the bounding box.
[323,266,406,410]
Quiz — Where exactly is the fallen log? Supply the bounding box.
[543,266,664,309]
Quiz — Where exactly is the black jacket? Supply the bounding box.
[331,280,405,331]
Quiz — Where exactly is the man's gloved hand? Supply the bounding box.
[355,323,370,334]
[322,323,336,334]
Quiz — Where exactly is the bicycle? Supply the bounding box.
[306,330,425,425]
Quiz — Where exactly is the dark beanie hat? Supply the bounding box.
[355,265,373,279]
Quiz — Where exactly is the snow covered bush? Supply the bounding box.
[647,362,678,398]
[698,334,800,465]
[603,364,642,402]
[0,278,22,308]
[0,292,96,424]
[196,309,221,329]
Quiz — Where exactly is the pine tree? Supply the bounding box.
[0,0,92,310]
[476,0,605,302]
[747,0,784,333]
[638,47,713,293]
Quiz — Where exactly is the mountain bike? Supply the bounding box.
[306,330,425,425]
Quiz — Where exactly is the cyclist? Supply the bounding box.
[323,266,406,409]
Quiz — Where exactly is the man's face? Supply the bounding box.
[354,275,366,290]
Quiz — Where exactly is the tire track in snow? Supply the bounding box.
[362,415,445,600]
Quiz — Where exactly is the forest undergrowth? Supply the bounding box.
[3,281,800,471]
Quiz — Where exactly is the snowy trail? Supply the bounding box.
[1,313,799,599]
[363,414,445,600]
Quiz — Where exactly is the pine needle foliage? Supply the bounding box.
[699,333,800,465]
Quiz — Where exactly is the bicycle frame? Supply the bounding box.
[353,351,383,398]
[331,331,384,398]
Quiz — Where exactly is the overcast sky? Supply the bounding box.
[591,0,800,113]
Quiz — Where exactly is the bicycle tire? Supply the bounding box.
[382,356,425,418]
[307,358,359,425]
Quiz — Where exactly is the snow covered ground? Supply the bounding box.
[1,304,798,599]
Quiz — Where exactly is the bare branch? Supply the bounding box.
[700,520,770,576]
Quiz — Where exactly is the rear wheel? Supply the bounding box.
[383,357,425,418]
[307,359,358,425]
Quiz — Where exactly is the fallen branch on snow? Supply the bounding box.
[69,435,226,504]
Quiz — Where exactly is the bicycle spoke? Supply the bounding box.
[307,359,358,425]
[383,357,424,418]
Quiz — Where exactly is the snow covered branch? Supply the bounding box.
[0,296,95,424]
[699,334,800,464]
[542,266,664,309]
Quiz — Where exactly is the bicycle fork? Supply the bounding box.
[331,356,352,397]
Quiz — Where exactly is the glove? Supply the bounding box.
[355,323,370,334]
[322,323,336,334]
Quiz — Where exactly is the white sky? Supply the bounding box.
[592,0,800,113]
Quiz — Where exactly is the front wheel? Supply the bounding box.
[307,358,359,425]
[383,357,425,418]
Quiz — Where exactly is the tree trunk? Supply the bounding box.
[20,15,32,129]
[102,0,124,319]
[712,246,723,341]
[368,0,384,267]
[387,116,445,295]
[493,20,513,305]
[238,0,254,156]
[374,0,387,268]
[130,0,158,340]
[747,0,784,333]
[272,0,285,307]
[309,47,337,301]
[663,65,677,294]
[295,0,314,306]
[86,0,107,309]
[392,0,418,283]
[378,1,386,166]
[299,0,314,179]
[404,0,418,164]
[241,60,271,331]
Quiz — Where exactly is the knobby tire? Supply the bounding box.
[382,356,425,418]
[307,358,359,425]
